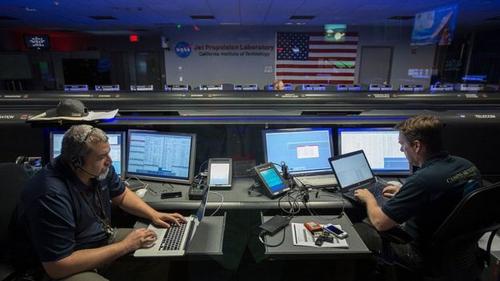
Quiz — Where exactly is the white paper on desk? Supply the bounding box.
[28,109,119,121]
[291,223,348,248]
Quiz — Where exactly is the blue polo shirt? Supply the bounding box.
[16,157,125,263]
[382,151,481,246]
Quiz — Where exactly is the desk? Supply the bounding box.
[262,215,370,258]
[139,177,351,211]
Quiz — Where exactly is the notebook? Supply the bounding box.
[133,188,208,257]
[328,150,388,205]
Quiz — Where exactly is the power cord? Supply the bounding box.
[208,191,224,216]
[258,229,286,247]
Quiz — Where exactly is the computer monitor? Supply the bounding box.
[126,130,196,184]
[49,131,126,176]
[338,128,410,175]
[262,128,334,174]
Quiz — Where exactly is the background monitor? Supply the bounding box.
[263,128,334,174]
[338,127,410,175]
[126,130,196,184]
[49,131,125,176]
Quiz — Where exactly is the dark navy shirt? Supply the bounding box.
[16,157,125,263]
[382,151,481,246]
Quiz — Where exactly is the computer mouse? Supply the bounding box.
[386,181,402,187]
[135,188,147,198]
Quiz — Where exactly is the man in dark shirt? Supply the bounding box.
[11,125,186,280]
[354,115,481,268]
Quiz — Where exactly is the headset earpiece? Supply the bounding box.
[71,155,83,168]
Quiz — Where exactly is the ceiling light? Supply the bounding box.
[89,16,117,20]
[289,15,315,20]
[190,15,215,20]
[387,16,414,20]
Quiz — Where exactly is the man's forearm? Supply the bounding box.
[117,189,157,220]
[43,240,131,279]
[365,197,396,231]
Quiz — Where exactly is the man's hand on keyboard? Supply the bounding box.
[151,211,187,228]
[382,182,402,198]
[354,188,375,204]
[121,228,158,252]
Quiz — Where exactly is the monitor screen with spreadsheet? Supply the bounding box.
[50,131,125,176]
[126,130,196,184]
[338,128,410,175]
[263,128,333,175]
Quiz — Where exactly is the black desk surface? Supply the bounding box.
[262,215,371,258]
[137,177,352,211]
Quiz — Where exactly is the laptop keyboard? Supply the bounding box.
[159,223,187,251]
[365,182,387,202]
[368,183,384,198]
[295,174,337,187]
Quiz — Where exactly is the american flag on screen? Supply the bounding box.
[275,32,359,85]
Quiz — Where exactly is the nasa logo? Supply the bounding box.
[175,42,192,58]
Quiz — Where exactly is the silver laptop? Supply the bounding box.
[134,188,208,257]
[329,150,388,205]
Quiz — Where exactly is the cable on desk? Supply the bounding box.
[208,191,224,216]
[315,188,346,219]
[258,229,286,247]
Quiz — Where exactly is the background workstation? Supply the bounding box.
[2,0,500,280]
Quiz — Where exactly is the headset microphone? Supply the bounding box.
[77,165,99,178]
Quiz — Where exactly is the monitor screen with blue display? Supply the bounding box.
[263,128,333,174]
[338,128,410,175]
[127,130,196,184]
[50,131,125,176]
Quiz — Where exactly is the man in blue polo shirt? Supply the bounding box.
[11,125,186,280]
[354,115,481,268]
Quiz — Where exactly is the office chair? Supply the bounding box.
[379,181,500,281]
[0,163,29,281]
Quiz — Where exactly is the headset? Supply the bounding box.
[71,127,99,178]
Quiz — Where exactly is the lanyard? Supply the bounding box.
[80,183,115,238]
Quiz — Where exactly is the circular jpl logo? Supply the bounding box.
[175,42,192,58]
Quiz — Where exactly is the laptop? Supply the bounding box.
[262,128,337,188]
[133,188,209,257]
[329,150,388,205]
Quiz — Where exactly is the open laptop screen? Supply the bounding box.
[263,128,333,174]
[338,128,410,175]
[329,150,374,189]
[50,131,125,176]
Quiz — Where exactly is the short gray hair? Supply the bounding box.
[61,125,108,163]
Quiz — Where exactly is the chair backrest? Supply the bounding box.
[0,163,29,259]
[432,181,500,246]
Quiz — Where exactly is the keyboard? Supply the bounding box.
[368,182,385,198]
[159,223,187,251]
[294,174,337,187]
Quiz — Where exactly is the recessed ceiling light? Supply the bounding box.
[485,16,500,21]
[190,15,215,20]
[89,16,117,20]
[387,15,414,20]
[0,16,19,20]
[290,15,315,20]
